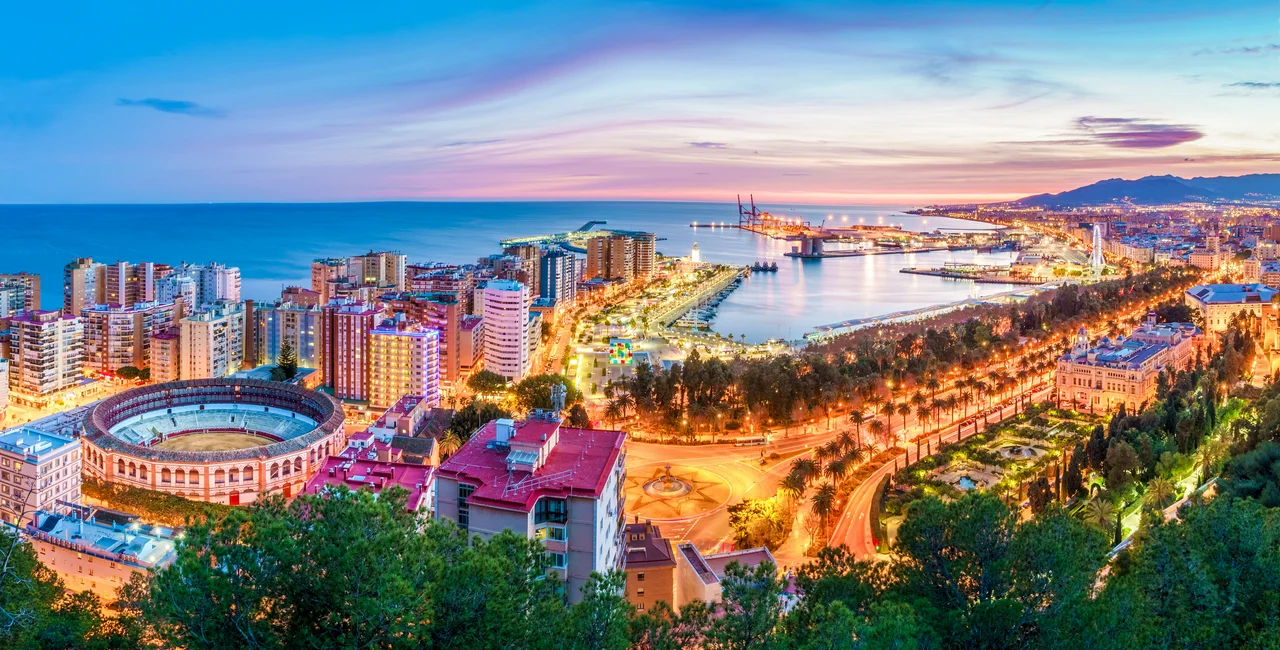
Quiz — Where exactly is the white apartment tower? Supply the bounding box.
[179,301,246,379]
[9,310,84,400]
[481,279,531,381]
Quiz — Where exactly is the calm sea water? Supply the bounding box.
[0,202,1016,342]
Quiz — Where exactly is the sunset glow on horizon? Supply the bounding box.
[1,0,1277,204]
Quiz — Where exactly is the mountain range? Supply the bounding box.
[1015,174,1280,207]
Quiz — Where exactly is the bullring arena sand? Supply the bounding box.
[151,431,273,452]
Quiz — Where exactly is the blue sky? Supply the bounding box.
[1,0,1276,203]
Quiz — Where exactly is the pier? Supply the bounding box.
[804,284,1054,343]
[899,263,1044,285]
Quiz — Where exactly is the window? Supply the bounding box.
[545,552,567,569]
[534,498,567,525]
[638,603,645,611]
[637,588,645,597]
[636,572,645,582]
[458,484,475,530]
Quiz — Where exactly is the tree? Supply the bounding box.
[1027,476,1053,515]
[117,365,141,380]
[513,373,584,414]
[448,399,514,442]
[467,369,509,396]
[1104,439,1140,490]
[1086,424,1108,469]
[1064,446,1085,498]
[707,561,784,650]
[812,482,837,536]
[892,492,1106,647]
[566,571,632,650]
[275,340,298,380]
[1220,441,1280,507]
[630,600,710,650]
[566,403,591,428]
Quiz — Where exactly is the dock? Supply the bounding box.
[899,266,1044,285]
[784,245,973,259]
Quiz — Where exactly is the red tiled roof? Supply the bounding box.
[304,455,434,512]
[436,419,625,512]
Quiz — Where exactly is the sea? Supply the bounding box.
[0,202,1018,343]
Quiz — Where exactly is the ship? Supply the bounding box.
[750,261,779,272]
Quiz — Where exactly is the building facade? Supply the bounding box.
[150,327,181,383]
[434,417,627,603]
[0,273,41,313]
[1185,283,1279,332]
[179,301,247,379]
[539,249,578,305]
[1056,315,1200,413]
[63,258,106,316]
[0,426,82,526]
[368,316,441,411]
[9,310,84,402]
[26,509,176,602]
[254,301,322,369]
[82,301,176,374]
[481,280,531,381]
[320,300,384,400]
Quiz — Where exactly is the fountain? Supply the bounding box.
[642,464,693,498]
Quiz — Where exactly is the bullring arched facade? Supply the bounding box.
[81,379,347,505]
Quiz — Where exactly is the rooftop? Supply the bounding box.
[437,418,626,512]
[624,519,676,569]
[304,455,435,512]
[1186,283,1278,305]
[28,511,177,571]
[0,427,79,460]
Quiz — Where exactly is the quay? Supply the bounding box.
[900,264,1043,285]
[653,265,748,327]
[784,244,975,259]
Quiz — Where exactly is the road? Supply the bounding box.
[829,384,1053,559]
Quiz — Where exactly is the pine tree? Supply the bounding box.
[276,340,299,380]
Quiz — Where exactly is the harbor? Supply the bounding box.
[900,263,1045,285]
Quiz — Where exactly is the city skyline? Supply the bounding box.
[2,0,1276,204]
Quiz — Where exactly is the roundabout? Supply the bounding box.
[624,463,731,520]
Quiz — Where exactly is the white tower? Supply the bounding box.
[691,242,701,264]
[1091,224,1104,270]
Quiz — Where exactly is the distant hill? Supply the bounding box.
[1016,173,1280,207]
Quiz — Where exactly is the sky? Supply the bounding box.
[0,0,1277,204]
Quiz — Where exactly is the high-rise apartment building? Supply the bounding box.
[383,292,467,387]
[0,273,41,313]
[253,301,322,369]
[0,284,27,318]
[63,258,106,316]
[320,300,384,400]
[538,249,578,305]
[0,426,82,526]
[349,251,407,291]
[82,301,177,374]
[633,233,657,279]
[162,263,241,307]
[9,310,84,401]
[311,258,349,304]
[104,262,171,307]
[459,315,484,378]
[481,280,531,381]
[150,327,181,383]
[368,315,441,410]
[179,301,246,379]
[586,234,652,281]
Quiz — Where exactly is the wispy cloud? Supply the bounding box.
[688,141,728,149]
[1073,116,1202,149]
[1194,43,1280,55]
[1226,81,1280,89]
[116,97,226,118]
[440,139,505,148]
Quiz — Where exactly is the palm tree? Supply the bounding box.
[835,430,856,455]
[791,458,820,486]
[841,443,867,467]
[780,473,807,505]
[815,441,840,465]
[438,430,465,459]
[925,376,941,403]
[1144,477,1177,510]
[879,401,896,438]
[811,482,837,536]
[896,402,911,444]
[868,420,887,451]
[1085,495,1115,533]
[915,404,933,435]
[825,458,849,483]
[960,389,974,417]
[848,411,866,445]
